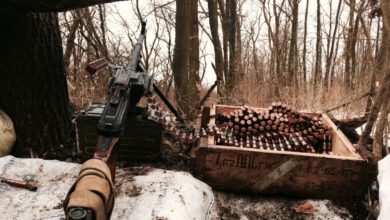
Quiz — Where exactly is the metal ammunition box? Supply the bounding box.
[76,103,163,161]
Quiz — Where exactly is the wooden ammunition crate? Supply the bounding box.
[192,105,375,200]
[77,103,163,161]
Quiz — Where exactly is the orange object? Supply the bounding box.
[293,201,316,214]
[0,176,38,191]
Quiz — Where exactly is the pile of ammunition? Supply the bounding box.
[208,102,333,154]
[145,98,331,154]
[145,96,199,147]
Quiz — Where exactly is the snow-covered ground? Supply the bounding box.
[0,156,371,219]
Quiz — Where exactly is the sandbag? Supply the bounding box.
[0,109,16,157]
[378,155,390,220]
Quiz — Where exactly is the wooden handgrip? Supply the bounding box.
[86,58,108,74]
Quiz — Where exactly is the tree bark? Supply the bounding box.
[63,12,81,69]
[324,0,342,90]
[365,16,382,115]
[302,0,309,91]
[0,12,71,157]
[188,0,201,119]
[225,0,237,97]
[287,0,298,89]
[207,0,225,98]
[359,0,390,153]
[373,93,390,158]
[314,0,322,90]
[172,0,199,120]
[344,0,355,90]
[350,8,361,90]
[217,0,229,96]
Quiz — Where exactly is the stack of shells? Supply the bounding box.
[145,96,200,147]
[204,102,333,154]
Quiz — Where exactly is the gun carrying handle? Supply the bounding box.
[86,58,109,75]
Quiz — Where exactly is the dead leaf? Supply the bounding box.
[293,201,316,214]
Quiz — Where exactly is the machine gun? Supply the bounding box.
[64,21,183,220]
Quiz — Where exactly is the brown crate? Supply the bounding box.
[191,105,375,200]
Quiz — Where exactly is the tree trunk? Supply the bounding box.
[359,0,390,152]
[63,12,81,69]
[226,0,237,97]
[0,12,71,157]
[207,0,225,98]
[365,16,382,115]
[373,93,390,158]
[188,0,200,119]
[344,0,355,90]
[287,0,298,89]
[217,0,229,99]
[302,0,309,91]
[350,10,360,90]
[172,0,199,120]
[324,0,342,90]
[314,0,322,90]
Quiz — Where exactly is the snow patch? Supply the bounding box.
[0,156,214,220]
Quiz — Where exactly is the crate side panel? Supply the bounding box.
[195,147,373,200]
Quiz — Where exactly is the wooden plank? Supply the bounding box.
[322,113,360,158]
[208,145,363,161]
[208,106,216,147]
[193,146,374,200]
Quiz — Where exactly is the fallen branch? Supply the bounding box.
[327,113,367,144]
[325,92,374,113]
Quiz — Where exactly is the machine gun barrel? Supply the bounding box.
[128,21,146,70]
[97,21,149,137]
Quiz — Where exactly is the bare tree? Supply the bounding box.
[313,0,322,90]
[359,0,390,158]
[207,0,225,98]
[287,0,299,90]
[324,0,342,90]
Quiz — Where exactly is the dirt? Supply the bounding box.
[53,202,63,210]
[209,191,368,220]
[114,166,154,197]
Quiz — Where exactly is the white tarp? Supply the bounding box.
[378,155,390,220]
[0,156,214,220]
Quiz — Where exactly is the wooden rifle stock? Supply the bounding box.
[93,136,119,183]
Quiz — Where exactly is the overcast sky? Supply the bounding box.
[100,0,378,87]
